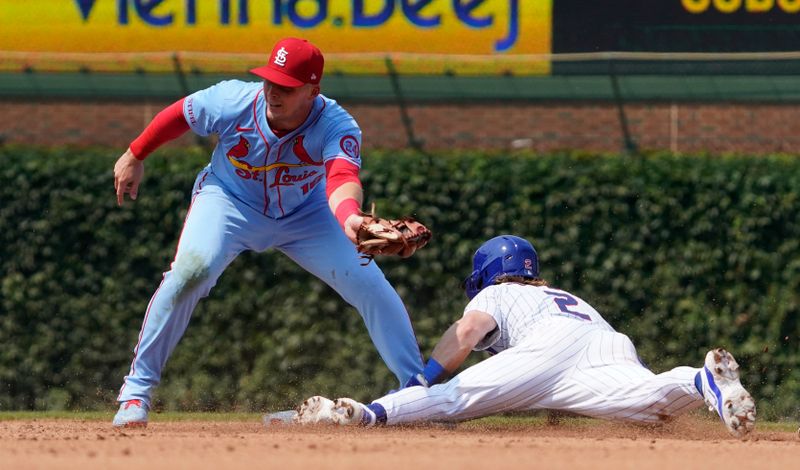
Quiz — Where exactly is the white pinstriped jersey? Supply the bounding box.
[464,283,614,353]
[375,282,704,425]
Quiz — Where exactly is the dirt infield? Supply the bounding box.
[1,415,796,470]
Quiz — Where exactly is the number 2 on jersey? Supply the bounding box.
[543,290,591,321]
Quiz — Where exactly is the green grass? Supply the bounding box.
[752,421,798,432]
[461,414,589,429]
[1,411,796,432]
[462,414,799,433]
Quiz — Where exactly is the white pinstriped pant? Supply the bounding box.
[374,317,704,425]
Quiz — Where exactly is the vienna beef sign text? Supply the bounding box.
[0,1,549,54]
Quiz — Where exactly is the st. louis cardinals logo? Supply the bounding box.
[225,134,322,185]
[339,135,360,160]
[273,47,288,67]
[226,136,250,159]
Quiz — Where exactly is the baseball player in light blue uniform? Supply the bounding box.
[295,236,757,438]
[111,38,424,427]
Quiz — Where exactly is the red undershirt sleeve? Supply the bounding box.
[129,98,190,160]
[325,159,362,228]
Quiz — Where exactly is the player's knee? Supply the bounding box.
[172,250,212,292]
[432,385,469,416]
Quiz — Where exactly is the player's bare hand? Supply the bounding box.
[114,148,144,206]
[343,213,364,244]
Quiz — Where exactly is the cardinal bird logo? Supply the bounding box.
[292,135,321,165]
[226,136,250,160]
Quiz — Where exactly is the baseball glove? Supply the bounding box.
[356,206,432,264]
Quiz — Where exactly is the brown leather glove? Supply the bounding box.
[356,210,432,263]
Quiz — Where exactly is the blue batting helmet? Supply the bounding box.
[463,235,539,300]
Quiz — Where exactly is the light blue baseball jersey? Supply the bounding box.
[183,80,362,218]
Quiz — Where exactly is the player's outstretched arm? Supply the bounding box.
[325,159,363,243]
[114,148,144,206]
[404,311,497,388]
[429,311,498,375]
[331,183,363,242]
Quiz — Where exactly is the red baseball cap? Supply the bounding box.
[250,37,324,87]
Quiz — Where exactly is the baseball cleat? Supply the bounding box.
[293,396,371,426]
[112,399,149,428]
[293,396,337,424]
[331,398,369,426]
[699,348,756,437]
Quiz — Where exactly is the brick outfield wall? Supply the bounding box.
[2,100,800,154]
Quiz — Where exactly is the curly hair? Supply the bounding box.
[494,275,549,287]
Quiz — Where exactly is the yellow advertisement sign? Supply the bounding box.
[0,1,551,55]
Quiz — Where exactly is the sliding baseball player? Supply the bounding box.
[293,235,757,438]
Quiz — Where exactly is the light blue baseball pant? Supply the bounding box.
[117,169,424,406]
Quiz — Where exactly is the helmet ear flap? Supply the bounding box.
[465,258,505,299]
[481,257,504,286]
[463,270,483,300]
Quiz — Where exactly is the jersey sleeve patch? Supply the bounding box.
[339,135,360,160]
